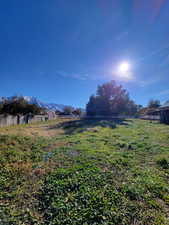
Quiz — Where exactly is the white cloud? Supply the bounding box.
[156,89,169,97]
[56,70,105,81]
[139,78,161,87]
[56,70,89,80]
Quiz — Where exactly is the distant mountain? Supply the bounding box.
[24,97,68,112]
[0,96,70,112]
[0,96,85,112]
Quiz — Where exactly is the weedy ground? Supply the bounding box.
[0,118,169,225]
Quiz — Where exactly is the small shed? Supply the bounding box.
[47,111,57,120]
[159,102,169,124]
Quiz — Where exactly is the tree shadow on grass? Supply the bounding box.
[48,118,132,135]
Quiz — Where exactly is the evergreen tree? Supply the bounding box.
[86,80,137,116]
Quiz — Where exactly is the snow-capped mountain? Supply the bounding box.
[0,96,71,112]
[24,97,72,112]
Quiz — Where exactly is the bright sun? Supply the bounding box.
[116,62,132,80]
[118,62,130,73]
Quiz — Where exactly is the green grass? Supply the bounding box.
[1,119,169,224]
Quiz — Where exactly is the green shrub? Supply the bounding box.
[157,157,169,169]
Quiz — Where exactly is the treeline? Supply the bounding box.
[86,80,142,116]
[0,83,166,118]
[139,99,161,116]
[0,96,83,117]
[0,96,44,115]
[56,106,83,116]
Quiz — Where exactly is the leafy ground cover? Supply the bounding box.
[0,119,169,224]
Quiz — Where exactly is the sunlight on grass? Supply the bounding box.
[1,119,169,224]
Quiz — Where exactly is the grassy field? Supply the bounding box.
[1,118,169,225]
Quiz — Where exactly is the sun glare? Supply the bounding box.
[116,62,133,80]
[118,62,130,73]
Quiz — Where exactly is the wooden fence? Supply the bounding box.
[0,114,57,127]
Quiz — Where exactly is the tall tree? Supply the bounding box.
[148,99,161,108]
[86,80,137,116]
[63,106,74,115]
[0,96,44,115]
[86,95,97,116]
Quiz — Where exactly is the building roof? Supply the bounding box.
[160,102,169,109]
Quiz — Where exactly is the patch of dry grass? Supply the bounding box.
[0,118,76,137]
[1,119,169,224]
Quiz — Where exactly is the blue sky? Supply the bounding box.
[1,0,169,108]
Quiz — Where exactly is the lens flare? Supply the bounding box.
[118,62,130,73]
[115,62,133,81]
